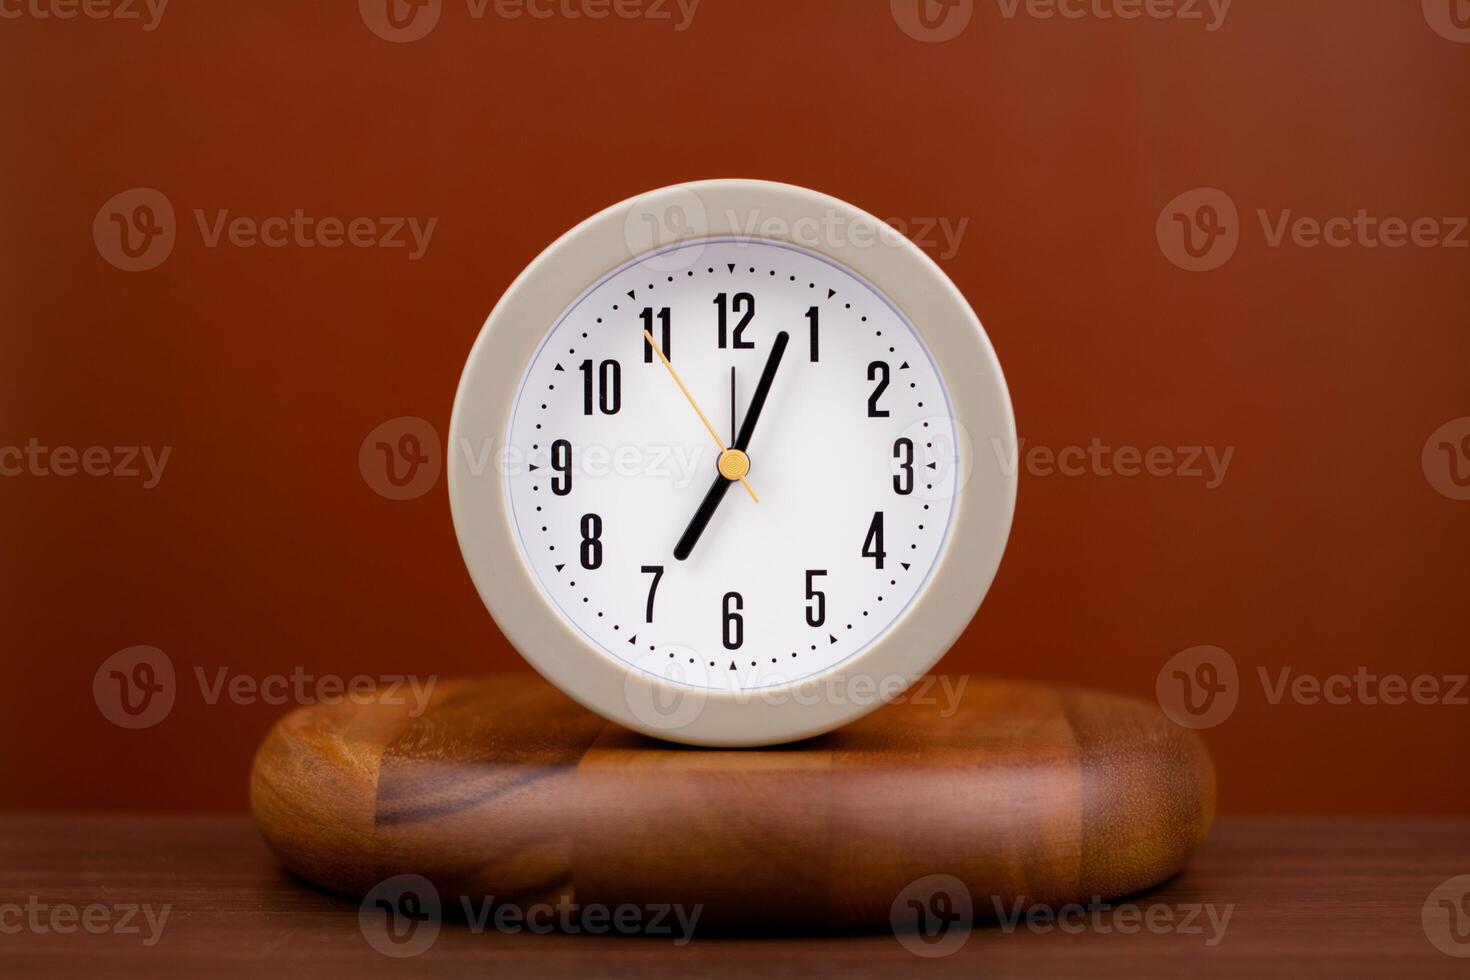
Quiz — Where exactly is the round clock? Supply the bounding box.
[449,180,1015,747]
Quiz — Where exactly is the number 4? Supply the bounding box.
[862,512,886,569]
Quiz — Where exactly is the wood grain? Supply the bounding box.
[249,674,1216,927]
[4,815,1470,979]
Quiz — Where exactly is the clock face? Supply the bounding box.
[503,238,959,692]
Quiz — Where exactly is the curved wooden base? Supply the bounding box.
[250,674,1215,929]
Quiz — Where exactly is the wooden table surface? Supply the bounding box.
[2,814,1467,978]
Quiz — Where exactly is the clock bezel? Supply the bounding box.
[449,179,1016,747]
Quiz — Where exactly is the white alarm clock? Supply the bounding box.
[449,180,1015,746]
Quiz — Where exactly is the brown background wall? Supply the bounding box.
[2,0,1466,813]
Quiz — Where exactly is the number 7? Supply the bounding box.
[641,565,665,623]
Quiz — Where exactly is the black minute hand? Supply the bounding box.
[673,331,789,562]
[733,330,788,452]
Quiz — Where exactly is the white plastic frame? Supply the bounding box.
[449,180,1016,746]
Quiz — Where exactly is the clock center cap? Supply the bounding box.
[717,449,751,481]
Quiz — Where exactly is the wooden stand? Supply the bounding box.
[250,674,1215,929]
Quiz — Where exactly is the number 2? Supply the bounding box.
[867,361,889,417]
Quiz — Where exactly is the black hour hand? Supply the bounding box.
[674,473,733,561]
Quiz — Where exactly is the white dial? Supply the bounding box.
[504,239,958,691]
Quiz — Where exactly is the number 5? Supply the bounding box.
[805,569,827,628]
